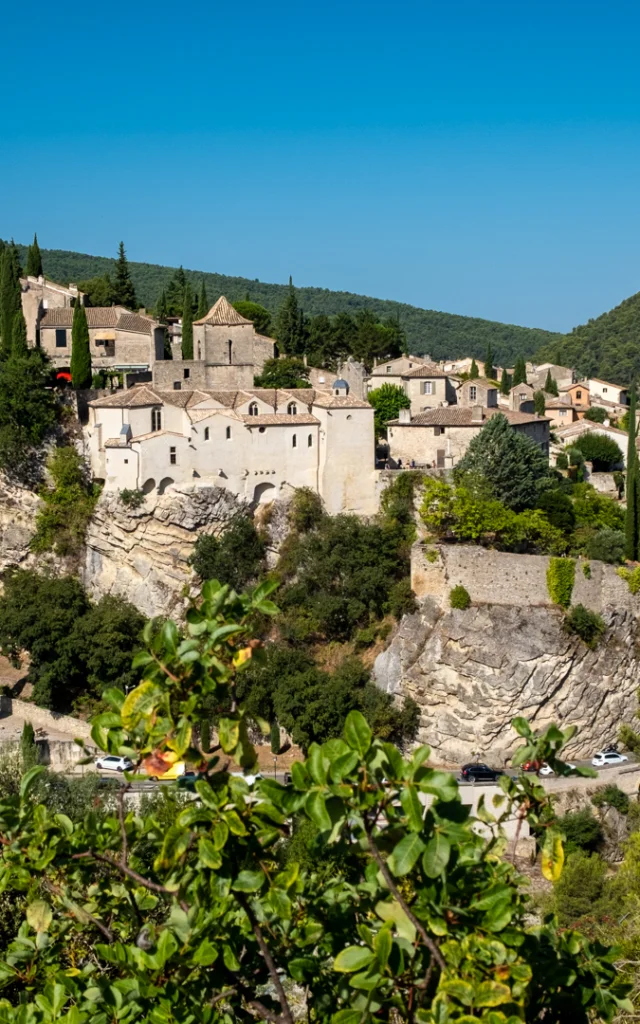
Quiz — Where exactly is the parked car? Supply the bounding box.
[177,771,205,791]
[592,751,628,768]
[460,763,503,783]
[95,755,133,773]
[538,762,575,776]
[149,760,186,781]
[521,760,543,773]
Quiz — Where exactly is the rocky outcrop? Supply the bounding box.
[83,485,246,617]
[0,479,40,572]
[375,543,640,764]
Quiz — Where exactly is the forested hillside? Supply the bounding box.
[539,290,640,384]
[12,242,562,365]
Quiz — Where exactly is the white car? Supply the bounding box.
[538,762,575,776]
[95,755,134,772]
[592,751,628,768]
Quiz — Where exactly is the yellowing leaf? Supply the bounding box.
[121,681,162,731]
[27,899,52,933]
[541,832,565,882]
[233,646,253,667]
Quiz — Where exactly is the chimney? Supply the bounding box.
[399,408,411,424]
[471,405,484,423]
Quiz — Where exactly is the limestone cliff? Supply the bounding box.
[0,479,39,572]
[83,485,245,617]
[374,543,640,764]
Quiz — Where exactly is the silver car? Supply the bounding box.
[95,755,134,772]
[592,751,628,768]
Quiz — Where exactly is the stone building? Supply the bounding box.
[456,377,499,408]
[387,407,549,469]
[20,275,81,346]
[367,359,458,417]
[508,382,535,413]
[559,381,590,416]
[39,306,165,373]
[85,379,377,516]
[544,396,579,429]
[526,362,575,391]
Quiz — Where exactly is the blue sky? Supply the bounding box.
[1,0,639,331]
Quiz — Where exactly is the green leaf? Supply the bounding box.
[387,834,425,876]
[232,870,265,892]
[154,826,190,870]
[305,791,332,831]
[198,837,222,869]
[218,717,240,753]
[373,927,392,969]
[440,980,474,1005]
[422,833,450,877]
[375,899,416,942]
[162,619,179,653]
[121,681,163,730]
[343,710,372,755]
[474,981,512,1007]
[192,939,218,966]
[222,943,241,971]
[27,900,52,933]
[400,785,424,831]
[511,716,533,739]
[333,945,376,972]
[331,1012,363,1024]
[20,765,45,801]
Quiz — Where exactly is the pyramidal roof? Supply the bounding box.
[193,295,253,327]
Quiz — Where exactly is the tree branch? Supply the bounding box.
[44,880,114,943]
[364,825,445,972]
[72,851,189,912]
[237,894,294,1024]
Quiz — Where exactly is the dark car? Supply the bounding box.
[460,763,503,783]
[177,771,205,792]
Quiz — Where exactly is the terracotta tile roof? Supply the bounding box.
[131,430,185,442]
[188,408,243,424]
[389,407,547,427]
[588,378,628,389]
[89,385,162,408]
[459,377,499,389]
[560,382,590,392]
[311,393,370,409]
[243,414,320,426]
[40,306,141,329]
[545,396,575,409]
[556,420,629,439]
[401,364,449,378]
[116,312,158,334]
[193,295,252,327]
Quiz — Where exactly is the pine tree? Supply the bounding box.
[182,282,194,360]
[197,279,209,319]
[165,267,187,317]
[275,277,307,355]
[500,368,511,395]
[625,383,639,561]
[469,358,479,379]
[512,356,527,387]
[70,302,92,388]
[545,369,559,396]
[155,290,168,322]
[484,344,495,381]
[0,244,23,359]
[25,233,43,277]
[12,310,28,355]
[112,241,137,309]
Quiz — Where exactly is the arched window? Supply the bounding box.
[249,402,259,416]
[226,426,231,440]
[292,434,297,448]
[204,427,210,441]
[307,434,313,447]
[151,408,161,432]
[287,402,297,415]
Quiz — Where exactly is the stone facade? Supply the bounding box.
[20,275,80,346]
[39,307,165,372]
[0,478,40,572]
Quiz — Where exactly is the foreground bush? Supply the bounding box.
[0,581,630,1022]
[563,603,606,648]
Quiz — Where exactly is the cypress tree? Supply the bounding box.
[0,244,22,359]
[70,302,92,388]
[484,344,495,381]
[533,390,546,417]
[545,369,559,396]
[25,233,43,277]
[469,358,479,379]
[112,241,138,309]
[12,310,28,355]
[197,278,209,319]
[625,382,639,561]
[182,282,194,360]
[500,368,511,395]
[156,290,168,322]
[275,276,307,355]
[512,356,527,387]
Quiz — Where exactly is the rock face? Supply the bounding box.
[374,543,640,764]
[84,485,246,617]
[0,479,39,572]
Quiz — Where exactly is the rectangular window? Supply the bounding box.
[576,390,582,399]
[422,381,433,395]
[151,408,161,432]
[469,385,477,401]
[204,427,209,441]
[183,368,190,380]
[55,329,67,348]
[386,365,391,373]
[602,387,608,393]
[169,447,177,465]
[226,426,231,440]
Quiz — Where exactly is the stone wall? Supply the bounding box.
[0,697,93,742]
[0,479,40,572]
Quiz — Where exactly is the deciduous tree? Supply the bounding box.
[254,356,309,389]
[367,382,411,437]
[234,300,271,336]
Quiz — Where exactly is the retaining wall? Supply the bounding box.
[0,697,93,742]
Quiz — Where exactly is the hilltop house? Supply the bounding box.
[559,382,590,415]
[554,419,629,466]
[544,395,579,429]
[367,359,458,417]
[39,306,165,374]
[526,362,575,391]
[85,378,377,515]
[20,274,82,346]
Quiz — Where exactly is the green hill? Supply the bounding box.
[539,290,640,385]
[12,242,562,365]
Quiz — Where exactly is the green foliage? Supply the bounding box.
[554,851,608,927]
[253,356,309,389]
[626,384,639,560]
[387,576,418,618]
[77,273,115,307]
[500,367,511,395]
[582,561,591,578]
[563,604,605,647]
[546,557,575,607]
[572,432,623,469]
[11,311,27,357]
[572,484,624,531]
[556,807,603,855]
[469,358,479,378]
[31,447,99,556]
[233,300,271,336]
[556,452,568,470]
[269,720,281,755]
[512,354,527,386]
[275,277,307,355]
[0,243,22,359]
[450,584,470,610]
[0,569,144,712]
[112,241,137,309]
[484,343,495,382]
[288,487,324,533]
[617,566,640,594]
[19,722,37,771]
[189,515,265,592]
[533,389,546,416]
[586,528,625,564]
[368,382,411,436]
[455,413,549,510]
[536,489,576,532]
[0,589,627,1024]
[120,488,145,509]
[197,278,209,319]
[25,233,43,278]
[70,302,91,389]
[181,281,194,360]
[584,405,607,423]
[0,350,57,482]
[544,369,559,396]
[592,784,630,816]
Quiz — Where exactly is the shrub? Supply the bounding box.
[367,382,411,436]
[592,784,630,816]
[582,561,591,578]
[120,488,145,509]
[547,557,575,607]
[424,546,439,563]
[572,485,624,531]
[556,452,569,470]
[584,406,607,423]
[536,489,576,533]
[450,584,471,610]
[554,850,607,926]
[617,566,640,594]
[388,577,417,619]
[289,487,324,533]
[91,370,107,388]
[563,604,605,647]
[189,515,266,592]
[572,432,623,470]
[613,470,625,497]
[269,720,281,755]
[30,447,100,556]
[557,807,603,855]
[586,528,625,564]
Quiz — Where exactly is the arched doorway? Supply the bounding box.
[253,482,276,504]
[157,477,174,495]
